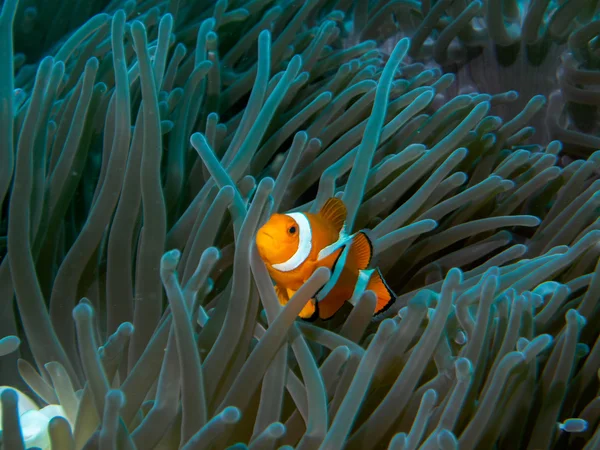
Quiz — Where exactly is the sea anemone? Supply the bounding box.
[0,0,599,449]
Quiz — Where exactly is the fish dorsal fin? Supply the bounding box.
[318,197,347,233]
[349,231,373,270]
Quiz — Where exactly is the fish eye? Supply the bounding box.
[288,226,297,235]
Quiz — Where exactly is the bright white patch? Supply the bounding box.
[316,244,350,302]
[318,226,352,261]
[348,269,375,306]
[272,213,312,272]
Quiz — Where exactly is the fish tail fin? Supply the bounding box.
[367,268,396,315]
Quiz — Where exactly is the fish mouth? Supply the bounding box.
[256,230,276,260]
[257,230,275,244]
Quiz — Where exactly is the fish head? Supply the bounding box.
[255,213,301,266]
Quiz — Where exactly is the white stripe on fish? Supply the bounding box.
[272,212,312,272]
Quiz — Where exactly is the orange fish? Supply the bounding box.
[255,197,396,320]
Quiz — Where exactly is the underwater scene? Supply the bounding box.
[1,0,600,448]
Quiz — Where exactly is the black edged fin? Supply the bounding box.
[369,268,397,316]
[350,231,373,270]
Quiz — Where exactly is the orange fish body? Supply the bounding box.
[255,197,395,320]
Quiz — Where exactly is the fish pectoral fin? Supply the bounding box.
[367,268,396,315]
[275,285,290,306]
[298,298,318,321]
[349,231,373,270]
[318,197,347,233]
[283,288,318,321]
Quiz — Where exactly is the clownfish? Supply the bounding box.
[255,197,396,320]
